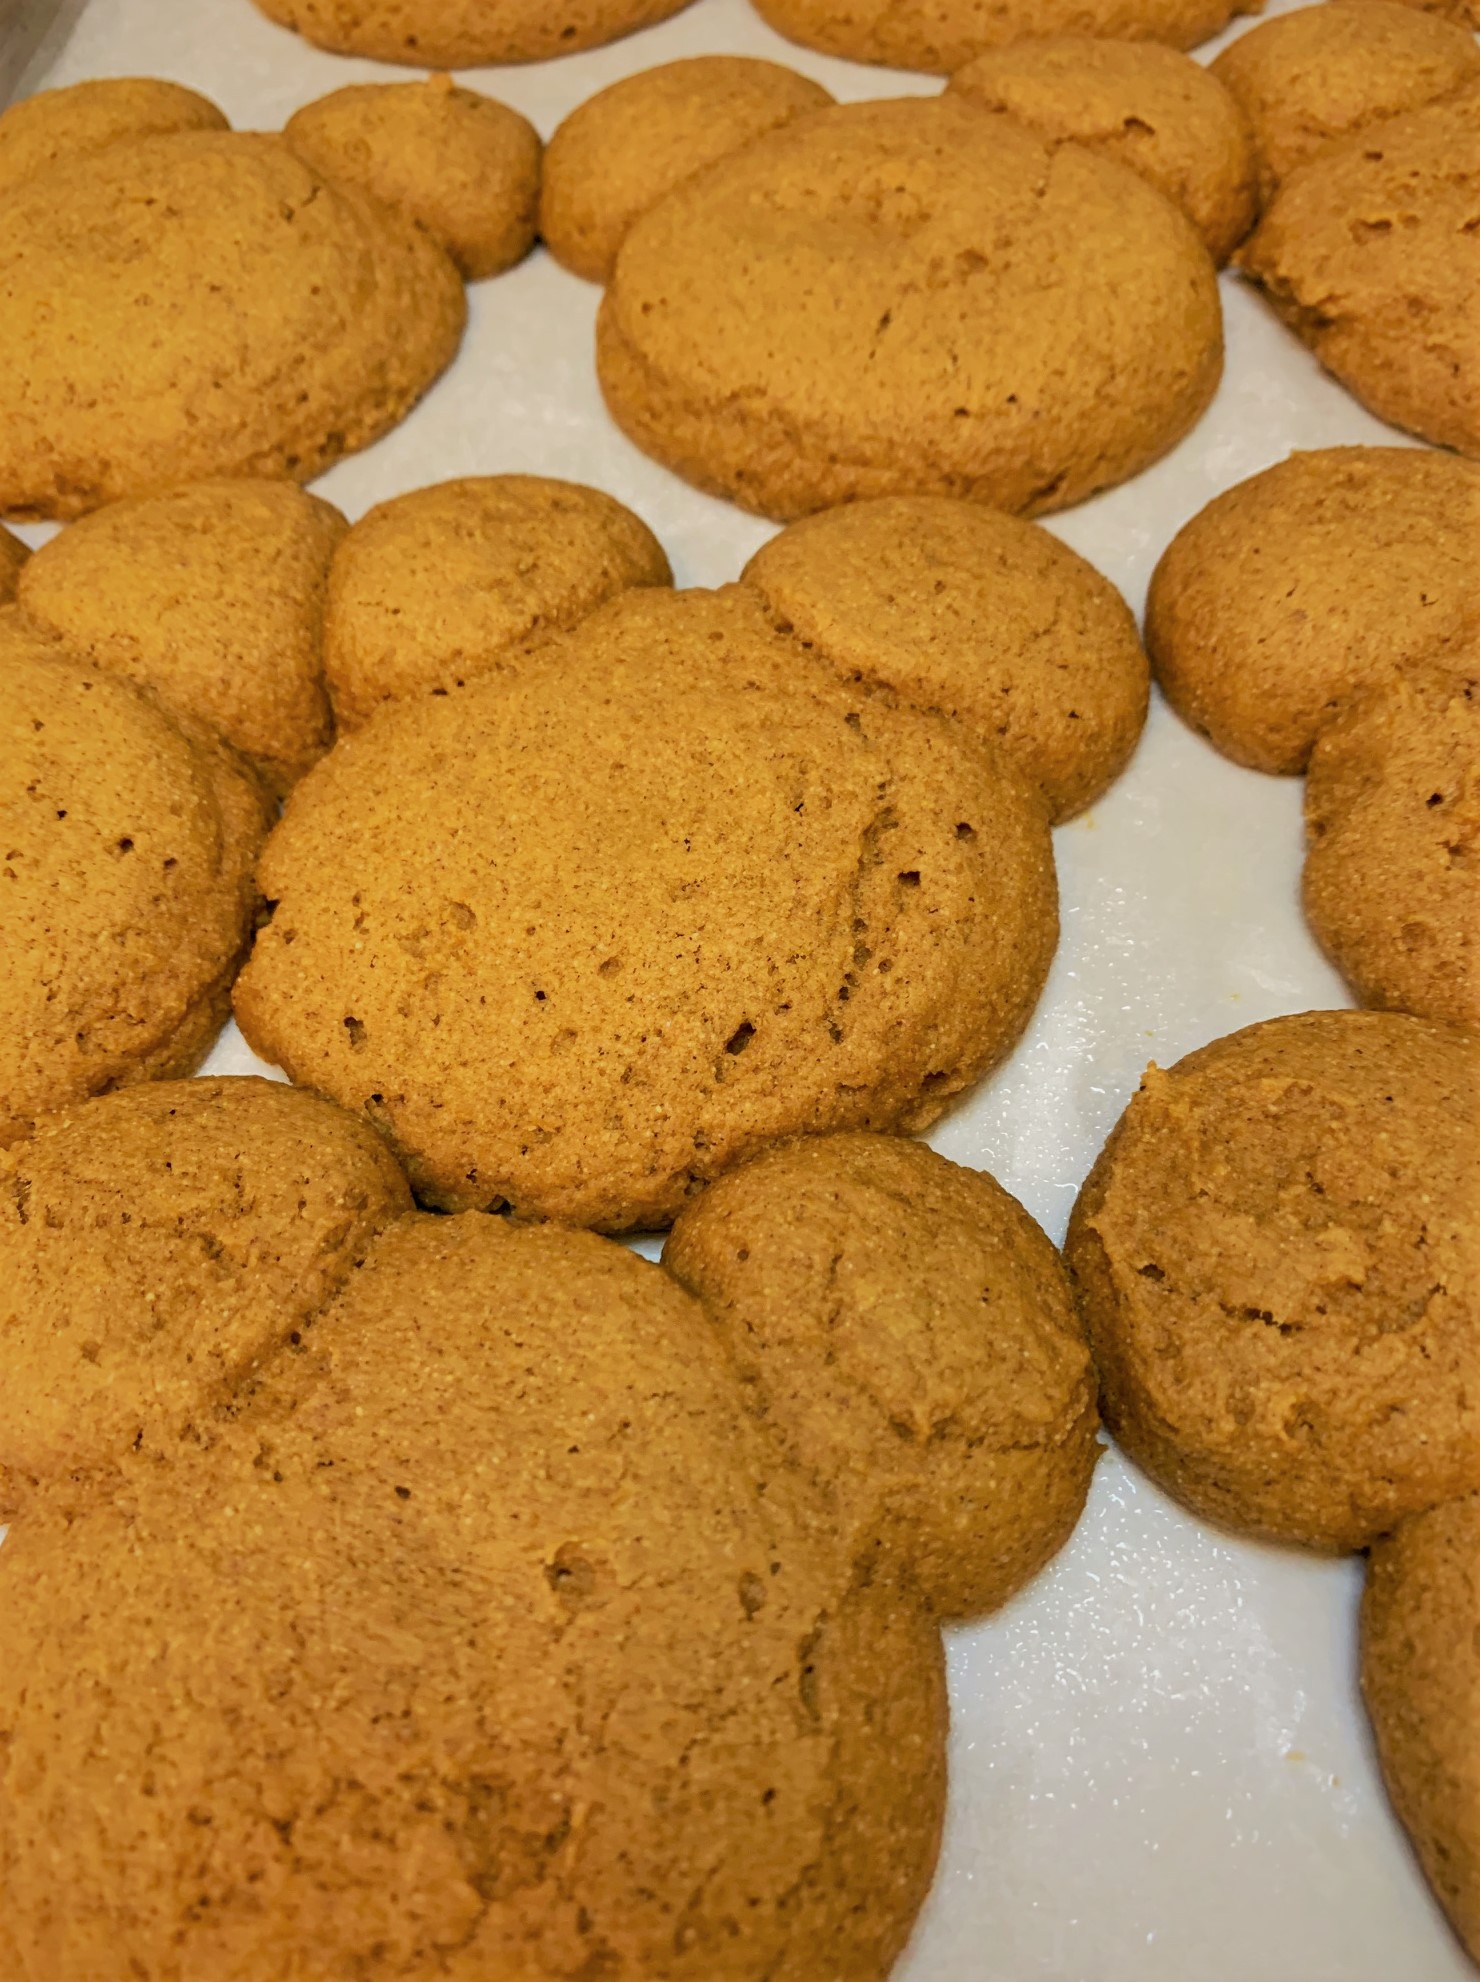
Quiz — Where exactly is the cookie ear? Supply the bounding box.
[282,76,541,281]
[662,1131,1099,1620]
[0,77,227,203]
[0,1078,411,1513]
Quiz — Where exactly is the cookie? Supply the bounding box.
[0,75,225,203]
[664,1132,1099,1619]
[284,76,541,281]
[1145,447,1480,774]
[1362,1492,1480,1965]
[1304,662,1480,1032]
[235,583,1058,1229]
[0,617,271,1146]
[253,0,696,64]
[1238,85,1480,458]
[1387,0,1480,18]
[1212,0,1480,202]
[17,479,346,795]
[323,474,671,730]
[0,1212,947,1980]
[0,107,465,519]
[1066,1011,1480,1551]
[741,495,1148,822]
[0,1077,411,1511]
[0,525,27,601]
[598,97,1222,522]
[749,0,1257,72]
[947,36,1259,264]
[541,57,832,284]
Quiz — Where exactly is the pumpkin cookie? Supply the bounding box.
[948,37,1259,264]
[284,76,541,281]
[0,619,271,1146]
[0,76,225,202]
[236,584,1057,1229]
[1304,662,1480,1032]
[18,480,345,795]
[1146,447,1480,774]
[749,0,1257,72]
[0,525,27,601]
[253,0,696,64]
[1066,1011,1480,1551]
[1212,0,1480,201]
[1238,85,1480,458]
[323,475,671,730]
[0,1212,947,1981]
[541,57,831,284]
[0,1077,410,1511]
[664,1132,1099,1619]
[740,495,1148,821]
[0,97,465,518]
[600,97,1221,522]
[1362,1492,1480,1966]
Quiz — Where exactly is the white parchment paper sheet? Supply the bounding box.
[10,2,1473,1975]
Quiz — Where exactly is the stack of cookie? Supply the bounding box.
[1,0,1477,1976]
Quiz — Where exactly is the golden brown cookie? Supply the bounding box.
[664,1132,1099,1619]
[323,474,672,730]
[1304,662,1480,1032]
[1238,85,1480,458]
[599,97,1222,522]
[0,524,27,601]
[1146,447,1480,774]
[0,1212,947,1981]
[17,479,346,795]
[1212,0,1480,201]
[1065,1010,1480,1551]
[1387,0,1480,20]
[0,113,465,519]
[0,1077,410,1512]
[750,0,1258,72]
[235,584,1057,1229]
[541,57,832,284]
[741,495,1148,822]
[253,0,696,63]
[948,36,1259,264]
[0,76,226,203]
[0,617,271,1147]
[284,76,541,281]
[1362,1493,1480,1966]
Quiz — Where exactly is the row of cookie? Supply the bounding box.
[1149,444,1479,1031]
[0,1078,1100,1978]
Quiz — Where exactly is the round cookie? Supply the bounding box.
[323,474,672,730]
[1065,1010,1480,1552]
[541,57,832,285]
[0,76,226,203]
[749,0,1257,73]
[598,97,1223,522]
[1145,447,1480,774]
[1304,663,1480,1032]
[17,479,346,795]
[284,76,541,282]
[1362,1493,1480,1965]
[0,617,271,1147]
[0,1077,411,1510]
[740,496,1148,822]
[0,1213,948,1981]
[235,584,1058,1230]
[252,0,696,64]
[664,1132,1099,1619]
[1211,0,1480,201]
[0,118,465,519]
[0,524,27,601]
[947,37,1259,265]
[1238,85,1480,459]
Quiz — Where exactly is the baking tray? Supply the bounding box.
[5,1,1471,1975]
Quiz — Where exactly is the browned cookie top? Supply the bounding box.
[235,584,1057,1229]
[252,0,696,64]
[0,75,226,201]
